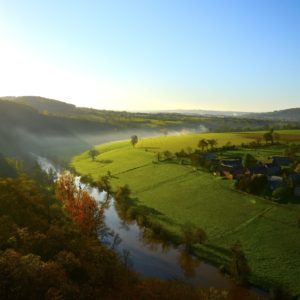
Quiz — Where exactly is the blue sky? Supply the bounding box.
[0,0,299,111]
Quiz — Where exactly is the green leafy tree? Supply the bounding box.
[273,133,281,144]
[242,153,257,169]
[263,131,274,144]
[198,139,208,152]
[130,135,138,147]
[207,139,218,150]
[88,149,99,161]
[163,150,173,161]
[115,185,131,211]
[180,223,207,253]
[96,175,112,200]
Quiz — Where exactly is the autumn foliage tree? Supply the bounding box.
[56,171,103,236]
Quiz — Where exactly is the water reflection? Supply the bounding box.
[36,155,268,299]
[178,251,201,278]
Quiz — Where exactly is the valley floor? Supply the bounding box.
[71,131,300,296]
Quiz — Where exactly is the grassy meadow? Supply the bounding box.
[71,130,300,295]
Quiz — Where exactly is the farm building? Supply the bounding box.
[221,158,242,167]
[248,164,267,175]
[200,152,216,161]
[271,156,293,167]
[264,163,281,176]
[288,172,300,187]
[268,176,285,191]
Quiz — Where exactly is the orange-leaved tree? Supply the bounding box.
[56,171,103,236]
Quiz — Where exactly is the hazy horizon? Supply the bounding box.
[0,1,299,112]
[2,94,296,114]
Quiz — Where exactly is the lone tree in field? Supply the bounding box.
[88,148,100,161]
[263,129,274,145]
[207,139,218,150]
[198,139,208,152]
[161,128,168,136]
[130,135,138,147]
[273,132,281,144]
[229,241,251,285]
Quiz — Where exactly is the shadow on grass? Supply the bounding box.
[98,159,113,164]
[138,146,160,150]
[203,243,232,258]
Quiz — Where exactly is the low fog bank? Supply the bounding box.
[0,124,211,165]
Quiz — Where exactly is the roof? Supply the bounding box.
[271,156,293,166]
[221,159,242,168]
[249,165,267,175]
[289,173,300,184]
[264,164,281,176]
[200,153,216,160]
[268,176,284,190]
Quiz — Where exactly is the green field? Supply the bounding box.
[135,130,300,153]
[71,131,300,295]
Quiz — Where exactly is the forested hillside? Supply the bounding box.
[245,108,300,122]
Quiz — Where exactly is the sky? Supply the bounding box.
[0,0,299,112]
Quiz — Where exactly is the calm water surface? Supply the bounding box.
[37,156,268,300]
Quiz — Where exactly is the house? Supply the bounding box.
[219,159,244,179]
[288,172,300,187]
[221,159,242,168]
[268,176,284,191]
[264,163,281,176]
[248,164,267,175]
[200,152,216,161]
[271,156,293,167]
[294,187,300,197]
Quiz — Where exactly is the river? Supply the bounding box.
[36,155,268,300]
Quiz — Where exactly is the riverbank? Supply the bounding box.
[36,156,267,299]
[71,133,300,297]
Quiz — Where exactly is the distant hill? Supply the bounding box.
[245,108,300,122]
[3,96,76,114]
[138,109,249,117]
[0,96,298,162]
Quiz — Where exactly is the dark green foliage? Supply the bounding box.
[272,187,291,202]
[163,150,173,161]
[242,153,257,168]
[229,241,251,286]
[88,149,99,161]
[180,223,207,253]
[235,174,268,195]
[96,176,112,201]
[131,135,139,147]
[115,185,132,211]
[284,144,299,160]
[207,139,218,150]
[198,139,209,151]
